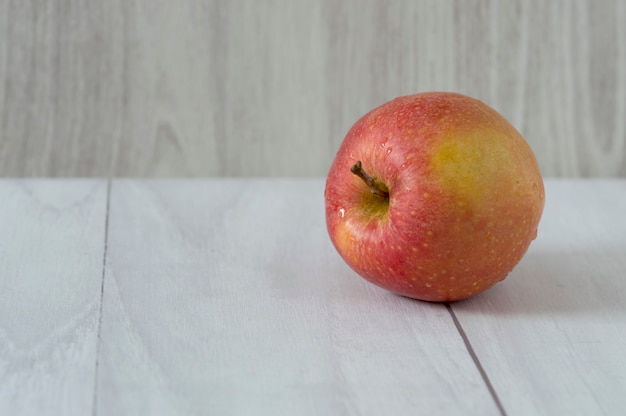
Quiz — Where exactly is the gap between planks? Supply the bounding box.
[92,179,112,416]
[445,302,507,416]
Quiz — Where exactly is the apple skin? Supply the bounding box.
[325,92,545,302]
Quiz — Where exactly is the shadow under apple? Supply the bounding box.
[449,249,626,317]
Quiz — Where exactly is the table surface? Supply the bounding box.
[1,178,625,416]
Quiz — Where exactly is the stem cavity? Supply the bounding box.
[351,161,389,199]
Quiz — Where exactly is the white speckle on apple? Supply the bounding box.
[339,208,345,218]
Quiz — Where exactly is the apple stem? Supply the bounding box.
[351,161,389,199]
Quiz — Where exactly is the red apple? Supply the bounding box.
[325,92,545,302]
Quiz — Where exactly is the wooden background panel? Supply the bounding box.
[0,0,624,177]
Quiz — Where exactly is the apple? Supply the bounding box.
[325,92,545,302]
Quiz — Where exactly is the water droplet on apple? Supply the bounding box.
[339,208,345,218]
[385,147,393,157]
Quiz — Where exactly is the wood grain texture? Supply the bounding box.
[97,179,499,415]
[0,180,107,415]
[0,1,624,177]
[451,180,626,415]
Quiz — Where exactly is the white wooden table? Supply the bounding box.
[1,179,625,415]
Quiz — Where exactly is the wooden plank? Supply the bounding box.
[1,1,625,177]
[450,179,626,415]
[97,179,499,415]
[0,180,108,415]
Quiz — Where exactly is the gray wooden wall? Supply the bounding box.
[1,0,624,177]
